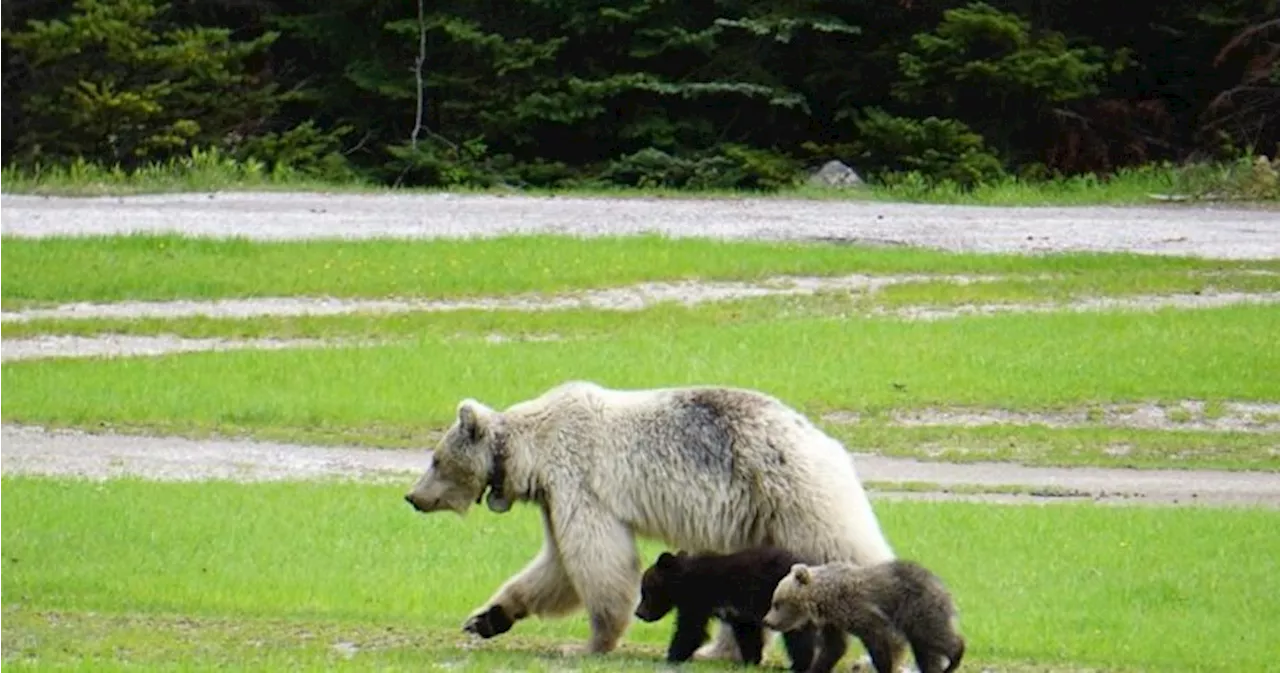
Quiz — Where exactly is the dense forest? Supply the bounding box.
[3,0,1277,190]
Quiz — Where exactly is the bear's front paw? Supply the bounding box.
[462,605,515,639]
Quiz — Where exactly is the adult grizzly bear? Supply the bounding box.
[404,381,895,656]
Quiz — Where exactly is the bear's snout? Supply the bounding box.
[404,493,427,512]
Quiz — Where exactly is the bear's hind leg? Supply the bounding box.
[944,635,965,673]
[728,620,766,665]
[553,503,641,655]
[781,626,816,672]
[859,630,905,673]
[807,625,848,673]
[909,641,947,673]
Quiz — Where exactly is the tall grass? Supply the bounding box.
[4,152,1276,204]
[1,149,373,196]
[3,477,1277,671]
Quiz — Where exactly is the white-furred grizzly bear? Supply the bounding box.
[404,381,895,656]
[762,560,966,673]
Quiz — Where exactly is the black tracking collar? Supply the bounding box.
[475,433,509,510]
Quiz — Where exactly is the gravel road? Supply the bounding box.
[4,191,1279,258]
[4,425,1277,507]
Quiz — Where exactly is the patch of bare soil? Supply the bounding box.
[822,400,1280,433]
[0,425,424,483]
[3,425,1277,507]
[0,273,990,323]
[0,334,382,362]
[882,291,1280,321]
[850,453,1280,507]
[4,274,1277,330]
[0,333,563,362]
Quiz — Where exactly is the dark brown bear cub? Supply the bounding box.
[634,547,823,671]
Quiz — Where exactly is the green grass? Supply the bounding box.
[5,265,1279,342]
[854,165,1182,206]
[3,477,1277,672]
[0,151,378,197]
[3,305,1277,470]
[8,234,1277,309]
[6,155,1277,205]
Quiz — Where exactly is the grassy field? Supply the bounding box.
[3,477,1278,672]
[4,304,1278,470]
[5,266,1280,344]
[6,234,1277,309]
[4,214,1279,672]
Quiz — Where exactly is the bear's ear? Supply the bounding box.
[656,552,679,570]
[456,399,490,442]
[791,563,812,585]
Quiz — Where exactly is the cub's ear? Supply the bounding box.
[456,399,492,442]
[656,552,679,569]
[791,563,812,585]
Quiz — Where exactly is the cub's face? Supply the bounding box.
[634,552,686,622]
[762,564,813,632]
[404,400,495,515]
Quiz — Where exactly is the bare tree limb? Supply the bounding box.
[410,0,427,150]
[1214,18,1280,66]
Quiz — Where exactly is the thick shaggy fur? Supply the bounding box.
[634,547,830,671]
[763,560,966,673]
[404,381,895,655]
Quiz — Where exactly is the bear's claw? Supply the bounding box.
[462,605,514,639]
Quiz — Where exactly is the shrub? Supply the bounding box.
[600,145,799,191]
[853,108,1006,187]
[4,0,281,168]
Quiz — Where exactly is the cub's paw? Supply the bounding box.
[556,643,589,658]
[461,605,515,639]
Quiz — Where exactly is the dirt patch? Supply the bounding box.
[4,424,1277,507]
[0,332,565,361]
[4,191,1279,259]
[0,424,424,483]
[0,273,993,323]
[0,334,385,362]
[6,279,1278,328]
[883,291,1280,321]
[852,453,1280,507]
[824,401,1280,433]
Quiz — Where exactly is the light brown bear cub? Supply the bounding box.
[762,560,965,673]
